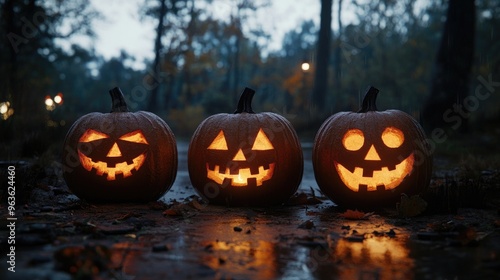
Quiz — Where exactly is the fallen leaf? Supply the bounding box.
[286,192,323,206]
[339,209,371,220]
[163,209,181,216]
[54,245,111,277]
[189,198,206,210]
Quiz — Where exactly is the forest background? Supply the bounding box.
[0,0,498,158]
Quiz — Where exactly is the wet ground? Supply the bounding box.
[1,142,500,279]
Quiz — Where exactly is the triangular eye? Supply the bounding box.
[252,129,274,150]
[119,130,149,144]
[207,130,228,150]
[79,129,109,143]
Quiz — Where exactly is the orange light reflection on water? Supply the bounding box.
[332,234,414,279]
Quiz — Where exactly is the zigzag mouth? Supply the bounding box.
[78,151,146,181]
[334,154,414,192]
[206,163,275,187]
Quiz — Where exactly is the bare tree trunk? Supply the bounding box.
[312,0,333,112]
[233,31,240,104]
[3,0,20,113]
[148,0,167,111]
[182,0,196,105]
[333,0,342,97]
[422,0,476,132]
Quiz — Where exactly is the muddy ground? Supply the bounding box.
[1,143,500,279]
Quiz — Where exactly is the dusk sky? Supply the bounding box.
[65,0,359,69]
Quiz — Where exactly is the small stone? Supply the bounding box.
[387,229,396,236]
[345,234,365,242]
[152,244,170,252]
[233,226,243,232]
[298,220,314,229]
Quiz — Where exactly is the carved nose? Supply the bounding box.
[107,143,122,157]
[232,149,247,161]
[364,145,381,161]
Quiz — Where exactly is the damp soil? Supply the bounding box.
[1,142,499,280]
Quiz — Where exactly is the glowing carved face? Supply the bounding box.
[206,129,275,187]
[77,129,148,181]
[335,127,414,192]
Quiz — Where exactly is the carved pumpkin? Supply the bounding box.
[313,86,432,208]
[188,87,303,206]
[62,87,177,202]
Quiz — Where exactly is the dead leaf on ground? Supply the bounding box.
[339,209,373,220]
[286,191,323,206]
[54,245,111,277]
[162,197,205,218]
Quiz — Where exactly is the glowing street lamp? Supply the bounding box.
[301,62,310,72]
[0,101,14,120]
[54,93,63,104]
[0,102,8,114]
[45,93,63,111]
[45,95,55,111]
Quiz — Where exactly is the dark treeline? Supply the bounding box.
[1,0,499,157]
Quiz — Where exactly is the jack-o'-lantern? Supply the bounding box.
[188,87,303,206]
[313,86,432,209]
[62,87,177,202]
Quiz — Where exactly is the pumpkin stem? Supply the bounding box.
[109,87,129,112]
[234,87,255,114]
[358,86,379,113]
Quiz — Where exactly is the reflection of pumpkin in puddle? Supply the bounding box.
[188,88,303,206]
[334,236,413,279]
[313,86,432,208]
[202,241,277,279]
[62,87,177,202]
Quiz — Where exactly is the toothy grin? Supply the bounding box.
[206,163,275,187]
[335,154,414,192]
[78,151,146,181]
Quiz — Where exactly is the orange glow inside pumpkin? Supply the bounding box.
[335,127,414,192]
[207,163,275,187]
[206,128,275,186]
[77,129,148,181]
[342,129,364,151]
[381,127,404,148]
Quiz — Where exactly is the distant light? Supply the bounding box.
[45,95,56,111]
[0,102,8,114]
[54,93,63,104]
[45,96,54,107]
[301,62,310,71]
[0,101,13,120]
